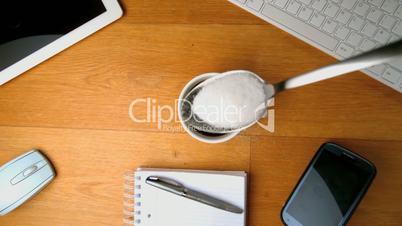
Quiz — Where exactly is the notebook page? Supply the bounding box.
[135,170,246,226]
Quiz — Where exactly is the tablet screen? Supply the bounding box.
[0,0,107,71]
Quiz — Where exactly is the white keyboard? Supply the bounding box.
[228,0,402,93]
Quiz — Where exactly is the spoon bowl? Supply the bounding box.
[178,73,240,143]
[181,70,272,134]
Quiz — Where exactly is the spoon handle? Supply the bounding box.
[274,40,402,93]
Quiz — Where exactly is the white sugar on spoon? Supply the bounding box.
[192,71,267,129]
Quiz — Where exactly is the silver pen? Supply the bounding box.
[145,176,243,214]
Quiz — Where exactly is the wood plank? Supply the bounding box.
[0,126,250,226]
[249,136,402,226]
[0,23,401,141]
[120,0,266,25]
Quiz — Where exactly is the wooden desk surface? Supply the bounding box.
[0,1,401,225]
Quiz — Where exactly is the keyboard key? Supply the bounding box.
[369,65,386,75]
[354,2,370,17]
[298,6,314,20]
[347,32,363,45]
[336,9,352,24]
[380,15,397,30]
[382,67,401,83]
[360,39,376,51]
[299,0,312,4]
[312,0,327,11]
[395,5,402,19]
[324,3,340,17]
[381,0,399,14]
[389,58,402,71]
[336,43,354,57]
[367,0,384,7]
[310,12,326,27]
[362,22,378,37]
[353,50,363,56]
[393,22,402,36]
[341,0,358,10]
[287,0,302,14]
[261,5,339,50]
[374,29,391,43]
[275,0,289,8]
[335,26,351,39]
[348,16,365,31]
[323,19,338,33]
[388,34,400,43]
[247,0,265,11]
[367,8,384,23]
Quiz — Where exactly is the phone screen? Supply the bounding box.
[282,146,375,226]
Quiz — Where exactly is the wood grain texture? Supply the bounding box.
[0,0,401,225]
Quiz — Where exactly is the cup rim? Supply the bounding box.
[178,73,240,144]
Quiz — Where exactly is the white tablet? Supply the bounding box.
[0,0,123,85]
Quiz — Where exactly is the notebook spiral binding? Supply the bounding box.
[123,171,142,225]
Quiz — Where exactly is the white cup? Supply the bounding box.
[178,73,240,143]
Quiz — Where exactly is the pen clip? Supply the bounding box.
[146,176,185,195]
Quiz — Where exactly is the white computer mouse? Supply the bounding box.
[0,149,56,216]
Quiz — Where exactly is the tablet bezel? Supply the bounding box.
[0,0,123,85]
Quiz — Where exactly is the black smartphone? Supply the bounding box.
[281,143,376,226]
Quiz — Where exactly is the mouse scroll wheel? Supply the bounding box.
[23,160,47,177]
[10,160,48,185]
[22,165,38,177]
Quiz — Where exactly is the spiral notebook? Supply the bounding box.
[123,168,247,226]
